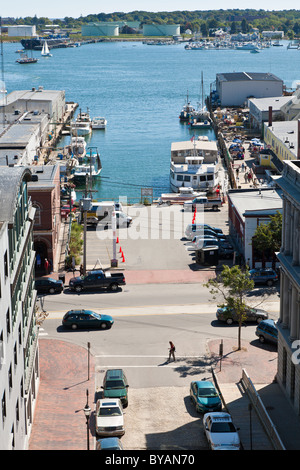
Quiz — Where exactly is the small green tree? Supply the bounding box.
[205,265,254,350]
[252,211,282,267]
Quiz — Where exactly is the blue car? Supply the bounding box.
[96,437,123,450]
[190,380,222,413]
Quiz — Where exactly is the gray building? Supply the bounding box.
[0,167,39,449]
[215,72,283,107]
[274,160,300,415]
[248,96,291,131]
[0,88,66,166]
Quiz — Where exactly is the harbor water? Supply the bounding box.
[3,40,300,201]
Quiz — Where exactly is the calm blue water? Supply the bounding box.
[2,40,300,200]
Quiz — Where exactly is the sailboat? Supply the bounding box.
[189,72,212,129]
[41,40,52,57]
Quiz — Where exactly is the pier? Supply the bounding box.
[37,102,78,164]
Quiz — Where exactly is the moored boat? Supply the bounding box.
[179,91,195,122]
[169,138,220,194]
[91,117,107,129]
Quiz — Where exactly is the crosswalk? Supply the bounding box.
[38,328,48,337]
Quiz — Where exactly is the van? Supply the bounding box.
[102,369,129,407]
[255,319,278,344]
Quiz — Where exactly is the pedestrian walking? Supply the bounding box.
[244,172,248,184]
[168,341,176,362]
[241,162,245,172]
[80,264,84,275]
[44,258,49,275]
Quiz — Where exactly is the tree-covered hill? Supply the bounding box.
[3,9,300,36]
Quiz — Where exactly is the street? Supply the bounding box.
[37,203,280,449]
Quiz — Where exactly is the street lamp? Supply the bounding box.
[83,389,91,450]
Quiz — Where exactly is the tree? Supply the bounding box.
[205,265,254,350]
[252,211,282,268]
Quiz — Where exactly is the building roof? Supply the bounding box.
[265,120,299,157]
[217,72,282,83]
[0,167,32,224]
[5,88,64,107]
[228,188,282,221]
[248,96,291,112]
[27,165,59,190]
[171,140,218,152]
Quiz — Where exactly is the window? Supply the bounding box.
[14,343,17,367]
[6,309,11,337]
[8,364,13,389]
[2,391,6,422]
[4,251,8,278]
[176,175,183,181]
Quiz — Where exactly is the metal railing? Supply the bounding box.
[241,368,286,450]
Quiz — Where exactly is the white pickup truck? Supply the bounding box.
[183,196,222,212]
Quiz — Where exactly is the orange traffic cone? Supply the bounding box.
[116,237,119,243]
[122,253,125,262]
[119,246,122,253]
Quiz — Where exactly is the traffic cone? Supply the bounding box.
[119,246,122,253]
[116,237,119,243]
[122,253,125,262]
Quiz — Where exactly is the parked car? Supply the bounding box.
[62,309,114,330]
[183,196,222,212]
[189,237,219,251]
[35,277,63,294]
[69,269,126,292]
[61,204,76,218]
[216,305,268,325]
[95,399,125,437]
[102,369,129,407]
[255,319,278,344]
[203,412,240,450]
[249,268,278,287]
[218,244,235,259]
[190,380,222,413]
[185,224,223,240]
[96,437,123,450]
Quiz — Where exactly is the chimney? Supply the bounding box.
[298,120,300,159]
[268,106,273,126]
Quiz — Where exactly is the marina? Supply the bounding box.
[2,39,300,201]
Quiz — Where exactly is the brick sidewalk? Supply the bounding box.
[29,340,95,450]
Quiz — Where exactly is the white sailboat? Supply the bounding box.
[41,40,52,57]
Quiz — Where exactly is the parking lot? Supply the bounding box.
[86,202,230,271]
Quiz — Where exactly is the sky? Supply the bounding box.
[2,1,300,19]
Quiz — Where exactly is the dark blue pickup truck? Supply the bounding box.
[69,270,126,292]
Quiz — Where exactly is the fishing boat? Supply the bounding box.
[41,40,52,57]
[169,138,220,194]
[70,152,102,184]
[69,136,87,158]
[179,91,195,122]
[91,117,107,129]
[16,51,38,64]
[71,110,92,136]
[189,72,212,129]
